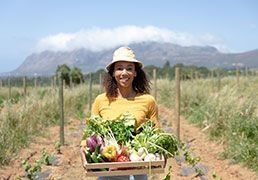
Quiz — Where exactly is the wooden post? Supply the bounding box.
[153,68,157,100]
[79,77,82,85]
[252,70,255,76]
[54,75,57,89]
[51,76,54,89]
[211,69,215,92]
[217,70,221,91]
[63,80,66,89]
[0,79,2,88]
[175,67,181,140]
[99,73,103,93]
[58,72,65,145]
[34,76,37,88]
[195,71,199,80]
[8,77,11,100]
[236,66,240,87]
[69,73,73,88]
[88,73,93,112]
[245,66,248,77]
[190,71,194,81]
[23,76,27,108]
[166,72,169,80]
[23,76,27,96]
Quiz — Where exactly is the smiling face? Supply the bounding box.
[113,61,137,89]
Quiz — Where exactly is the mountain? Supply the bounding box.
[9,42,258,76]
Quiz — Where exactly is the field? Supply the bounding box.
[156,76,258,172]
[0,74,257,179]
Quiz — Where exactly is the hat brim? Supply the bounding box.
[105,59,143,71]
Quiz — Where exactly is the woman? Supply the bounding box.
[92,46,159,128]
[81,46,159,180]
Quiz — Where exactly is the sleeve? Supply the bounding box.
[148,96,160,127]
[91,95,101,116]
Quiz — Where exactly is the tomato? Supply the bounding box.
[117,154,130,162]
[116,154,131,170]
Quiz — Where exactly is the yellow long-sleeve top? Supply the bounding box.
[80,93,159,147]
[91,93,159,128]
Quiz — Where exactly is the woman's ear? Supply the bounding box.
[134,72,137,77]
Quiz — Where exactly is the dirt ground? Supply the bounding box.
[0,106,257,180]
[158,106,257,180]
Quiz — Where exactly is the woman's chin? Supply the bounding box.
[118,82,130,88]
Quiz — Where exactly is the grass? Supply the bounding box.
[155,76,258,172]
[0,83,100,165]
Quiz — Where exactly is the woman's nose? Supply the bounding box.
[121,68,128,74]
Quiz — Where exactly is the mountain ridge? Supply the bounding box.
[6,42,258,76]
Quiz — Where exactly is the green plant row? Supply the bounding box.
[156,76,258,172]
[0,84,99,165]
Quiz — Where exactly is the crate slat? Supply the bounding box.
[85,159,165,169]
[85,167,165,177]
[84,157,166,176]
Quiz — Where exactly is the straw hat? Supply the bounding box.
[106,46,143,71]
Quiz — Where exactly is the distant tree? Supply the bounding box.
[197,66,210,77]
[212,67,226,78]
[162,60,171,79]
[56,64,71,85]
[71,67,84,84]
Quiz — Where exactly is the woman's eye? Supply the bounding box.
[116,67,123,71]
[115,66,134,71]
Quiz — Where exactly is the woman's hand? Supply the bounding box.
[80,146,87,169]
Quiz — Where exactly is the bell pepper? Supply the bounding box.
[102,145,117,161]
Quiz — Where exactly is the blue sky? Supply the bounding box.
[0,0,257,73]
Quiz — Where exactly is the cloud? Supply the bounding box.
[35,25,229,52]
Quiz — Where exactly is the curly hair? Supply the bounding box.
[103,63,151,99]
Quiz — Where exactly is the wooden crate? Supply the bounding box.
[84,157,166,177]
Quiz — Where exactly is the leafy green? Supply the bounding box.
[152,133,179,156]
[82,112,136,145]
[132,120,180,157]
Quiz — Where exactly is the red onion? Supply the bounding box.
[86,136,97,152]
[86,135,104,152]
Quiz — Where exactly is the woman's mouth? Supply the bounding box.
[120,77,130,83]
